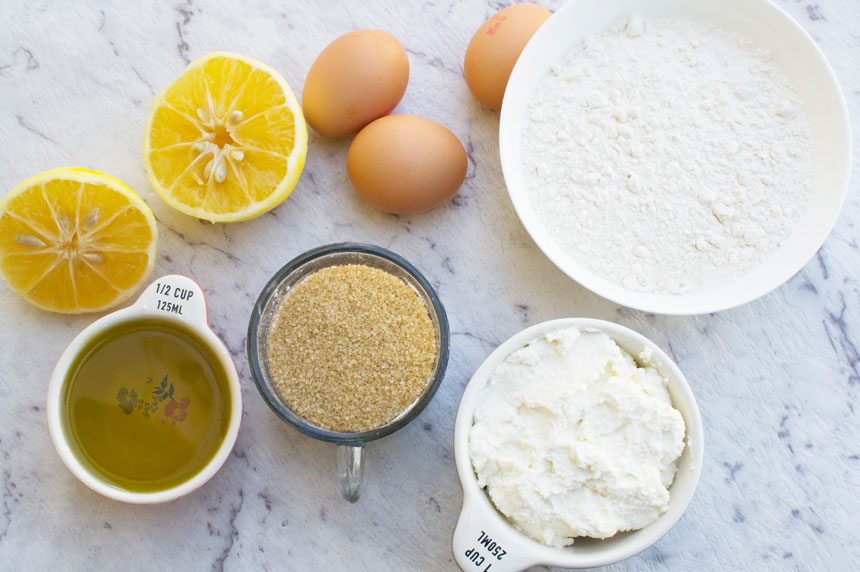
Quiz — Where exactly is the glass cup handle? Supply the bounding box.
[337,444,364,503]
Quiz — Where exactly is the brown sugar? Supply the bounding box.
[265,264,437,432]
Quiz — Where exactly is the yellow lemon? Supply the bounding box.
[0,168,158,313]
[143,52,308,222]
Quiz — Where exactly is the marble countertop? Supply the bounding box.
[1,0,858,570]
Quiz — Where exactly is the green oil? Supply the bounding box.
[62,319,231,493]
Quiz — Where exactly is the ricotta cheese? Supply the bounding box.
[469,327,686,547]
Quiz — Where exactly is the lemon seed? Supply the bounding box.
[58,214,72,235]
[214,161,227,183]
[83,208,100,231]
[82,252,105,264]
[15,234,46,248]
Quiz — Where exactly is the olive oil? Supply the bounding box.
[62,319,231,492]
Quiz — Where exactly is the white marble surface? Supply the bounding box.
[1,0,858,570]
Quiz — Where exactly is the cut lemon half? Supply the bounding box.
[0,168,158,313]
[143,52,308,222]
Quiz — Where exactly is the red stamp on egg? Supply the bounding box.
[486,15,507,35]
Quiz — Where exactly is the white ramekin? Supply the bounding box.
[46,274,243,504]
[452,318,704,570]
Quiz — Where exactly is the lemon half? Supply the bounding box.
[143,52,308,223]
[0,168,158,313]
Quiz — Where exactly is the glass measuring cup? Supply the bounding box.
[247,243,449,502]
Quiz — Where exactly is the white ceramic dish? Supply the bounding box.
[499,0,852,315]
[452,318,704,570]
[47,275,243,504]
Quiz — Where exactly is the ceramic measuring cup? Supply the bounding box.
[248,243,449,502]
[452,318,704,570]
[47,274,243,503]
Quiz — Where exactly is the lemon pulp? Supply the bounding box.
[143,52,308,223]
[0,167,158,313]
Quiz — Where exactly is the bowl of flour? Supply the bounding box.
[499,0,851,314]
[451,318,704,570]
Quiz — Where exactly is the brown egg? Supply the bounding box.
[302,29,409,137]
[347,115,467,214]
[464,3,551,110]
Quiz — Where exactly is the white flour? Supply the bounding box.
[522,16,812,295]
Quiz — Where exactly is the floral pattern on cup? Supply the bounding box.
[117,375,190,424]
[164,397,190,424]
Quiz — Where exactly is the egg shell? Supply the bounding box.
[347,115,468,214]
[464,3,551,110]
[303,29,409,137]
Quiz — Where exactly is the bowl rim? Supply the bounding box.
[499,0,853,315]
[453,317,705,568]
[247,242,450,445]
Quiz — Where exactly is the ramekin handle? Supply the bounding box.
[134,274,209,327]
[453,496,537,572]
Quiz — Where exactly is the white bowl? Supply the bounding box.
[499,0,851,314]
[452,318,704,570]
